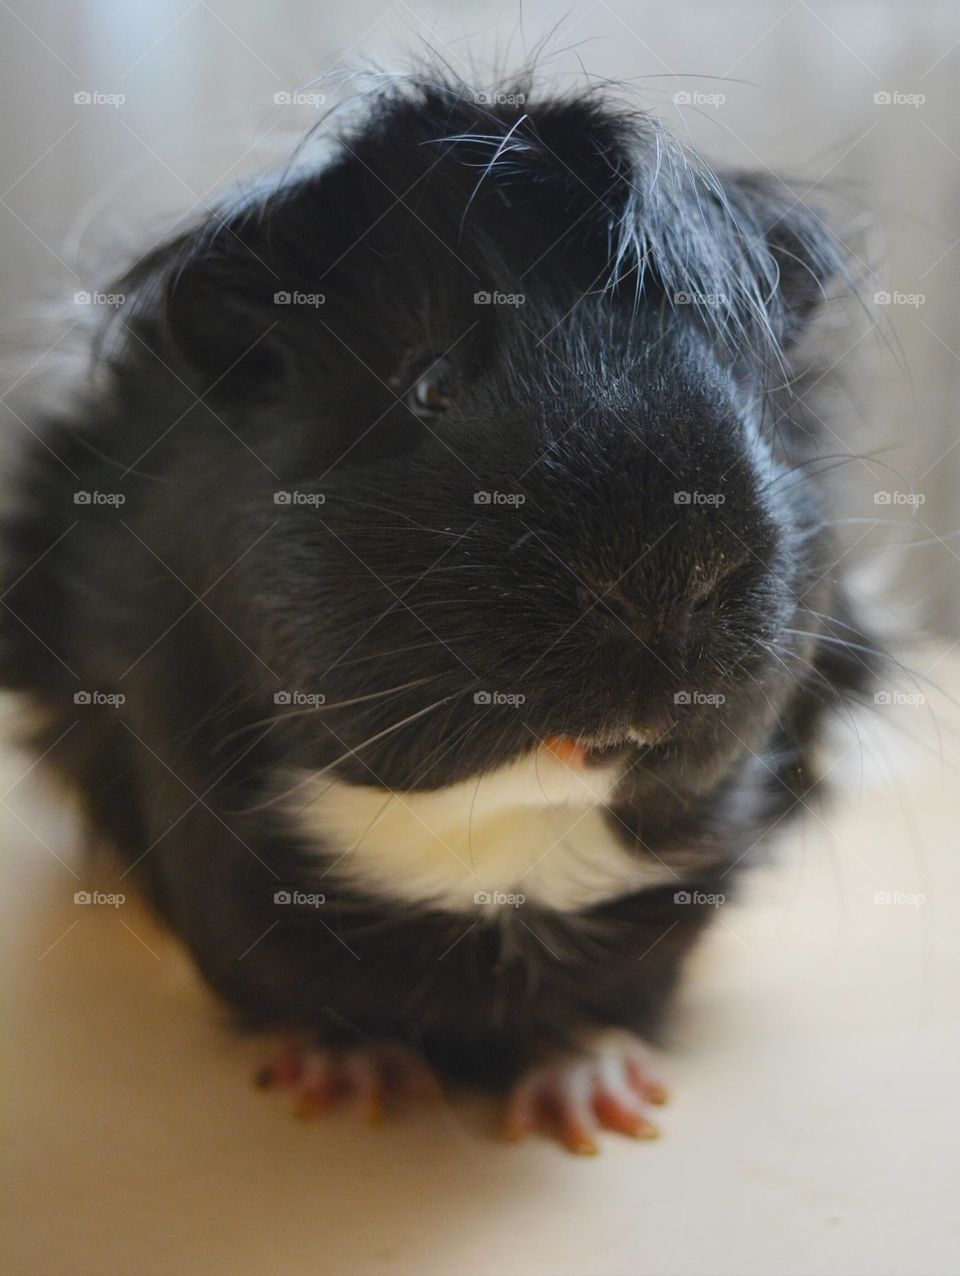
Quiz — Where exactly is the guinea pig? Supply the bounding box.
[1,72,874,1152]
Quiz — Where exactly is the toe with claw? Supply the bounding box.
[256,1040,437,1124]
[503,1032,667,1154]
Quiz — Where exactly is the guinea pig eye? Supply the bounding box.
[405,358,451,419]
[690,554,750,612]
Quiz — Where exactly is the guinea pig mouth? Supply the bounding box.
[541,729,664,769]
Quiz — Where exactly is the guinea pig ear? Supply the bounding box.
[615,139,848,366]
[120,197,297,399]
[719,170,847,351]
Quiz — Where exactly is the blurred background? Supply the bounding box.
[0,0,958,635]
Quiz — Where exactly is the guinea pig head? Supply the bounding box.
[123,80,844,793]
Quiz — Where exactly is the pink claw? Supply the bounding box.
[256,1040,437,1124]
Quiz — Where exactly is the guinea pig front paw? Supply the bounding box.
[255,1039,438,1124]
[503,1030,668,1155]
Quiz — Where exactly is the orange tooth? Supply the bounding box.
[543,735,588,767]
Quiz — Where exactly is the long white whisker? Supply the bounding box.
[243,696,454,812]
[217,676,438,746]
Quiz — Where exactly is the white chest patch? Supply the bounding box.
[282,749,676,914]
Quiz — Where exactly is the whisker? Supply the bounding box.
[760,638,866,792]
[756,444,905,495]
[335,640,444,669]
[241,696,457,812]
[215,676,439,748]
[792,617,950,763]
[302,494,482,540]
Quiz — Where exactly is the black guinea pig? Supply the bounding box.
[2,72,874,1152]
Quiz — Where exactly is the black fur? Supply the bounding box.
[1,75,873,1087]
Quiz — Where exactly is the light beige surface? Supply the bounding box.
[3,649,960,1276]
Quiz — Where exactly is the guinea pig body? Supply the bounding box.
[2,76,873,1137]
